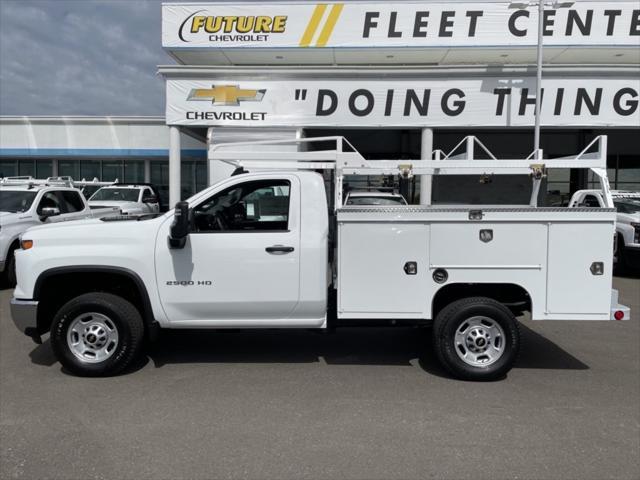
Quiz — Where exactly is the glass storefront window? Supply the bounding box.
[150,160,169,208]
[101,160,122,182]
[124,161,145,183]
[58,160,80,179]
[0,160,18,178]
[18,159,36,177]
[36,160,53,178]
[80,161,101,181]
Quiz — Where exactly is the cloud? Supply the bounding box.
[0,0,172,116]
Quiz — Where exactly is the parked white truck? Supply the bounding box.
[568,190,640,271]
[88,183,161,215]
[1,177,118,285]
[10,136,630,379]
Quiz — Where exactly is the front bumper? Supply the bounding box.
[10,298,40,342]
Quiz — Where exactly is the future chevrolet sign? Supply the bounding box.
[163,1,640,48]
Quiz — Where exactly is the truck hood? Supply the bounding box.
[24,217,103,234]
[22,214,165,245]
[0,211,33,227]
[617,212,640,224]
[89,200,147,214]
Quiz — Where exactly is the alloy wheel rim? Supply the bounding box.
[454,316,506,367]
[66,312,119,364]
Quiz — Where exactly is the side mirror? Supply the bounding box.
[142,194,158,204]
[40,207,60,220]
[169,201,190,249]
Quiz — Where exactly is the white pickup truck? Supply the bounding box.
[0,177,119,285]
[88,183,161,215]
[569,190,640,271]
[10,136,630,380]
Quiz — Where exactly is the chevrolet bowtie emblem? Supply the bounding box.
[187,85,266,106]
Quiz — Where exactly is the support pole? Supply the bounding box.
[169,126,181,208]
[144,159,151,183]
[534,0,544,154]
[420,128,433,205]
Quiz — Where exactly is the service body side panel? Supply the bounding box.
[337,207,616,321]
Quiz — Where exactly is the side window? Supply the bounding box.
[36,191,62,214]
[60,191,85,213]
[582,195,601,208]
[193,180,290,233]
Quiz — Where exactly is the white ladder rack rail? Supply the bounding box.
[210,135,609,209]
[0,176,117,189]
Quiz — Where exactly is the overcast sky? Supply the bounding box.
[0,0,174,116]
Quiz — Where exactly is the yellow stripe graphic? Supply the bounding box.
[299,4,328,47]
[316,3,344,47]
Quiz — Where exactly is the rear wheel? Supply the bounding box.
[50,293,144,377]
[433,297,519,381]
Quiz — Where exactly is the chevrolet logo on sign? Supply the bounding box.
[187,85,266,106]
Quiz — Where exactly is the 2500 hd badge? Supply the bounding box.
[166,280,213,286]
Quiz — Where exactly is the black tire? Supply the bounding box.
[433,297,520,381]
[50,292,144,377]
[615,236,627,274]
[5,250,16,287]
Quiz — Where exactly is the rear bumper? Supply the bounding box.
[0,259,5,272]
[611,289,630,321]
[10,298,39,337]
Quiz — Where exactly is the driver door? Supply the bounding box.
[154,174,301,325]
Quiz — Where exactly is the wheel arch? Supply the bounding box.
[33,266,157,337]
[3,237,20,262]
[431,282,532,319]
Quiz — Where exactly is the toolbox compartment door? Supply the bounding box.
[546,222,613,315]
[338,222,429,318]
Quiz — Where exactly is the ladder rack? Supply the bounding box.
[210,135,611,209]
[0,176,117,189]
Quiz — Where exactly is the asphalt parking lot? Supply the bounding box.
[1,277,638,480]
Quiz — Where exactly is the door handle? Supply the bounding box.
[265,245,294,254]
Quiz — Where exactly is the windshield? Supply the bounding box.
[0,191,37,213]
[346,196,406,206]
[81,185,103,199]
[614,198,640,214]
[90,188,140,202]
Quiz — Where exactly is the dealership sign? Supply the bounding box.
[166,77,639,127]
[163,1,640,49]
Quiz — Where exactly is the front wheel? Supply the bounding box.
[433,297,520,381]
[50,293,144,377]
[5,249,17,287]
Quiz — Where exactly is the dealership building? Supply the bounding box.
[1,0,639,207]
